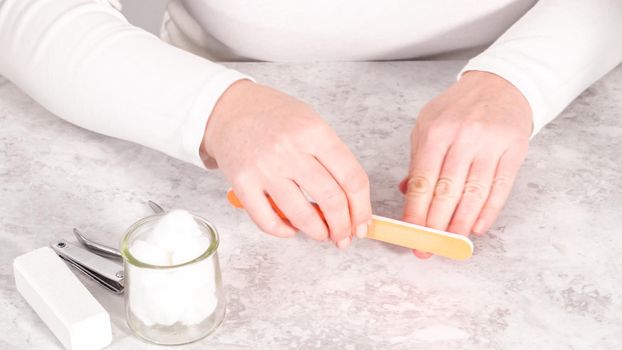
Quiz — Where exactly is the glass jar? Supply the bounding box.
[120,214,225,345]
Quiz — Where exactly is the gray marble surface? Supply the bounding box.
[1,61,621,349]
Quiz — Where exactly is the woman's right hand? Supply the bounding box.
[202,80,372,248]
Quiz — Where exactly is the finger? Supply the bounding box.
[402,131,450,226]
[426,143,476,232]
[294,155,354,247]
[232,184,297,238]
[310,133,372,240]
[401,141,431,259]
[265,179,329,241]
[447,154,499,236]
[474,145,527,235]
[404,129,451,258]
[400,145,428,257]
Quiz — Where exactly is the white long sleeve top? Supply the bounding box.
[1,0,621,168]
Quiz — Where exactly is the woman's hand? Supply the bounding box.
[402,71,532,258]
[203,80,372,248]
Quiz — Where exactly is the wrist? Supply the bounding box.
[461,70,533,135]
[201,79,255,162]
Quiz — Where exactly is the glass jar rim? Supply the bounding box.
[120,213,220,269]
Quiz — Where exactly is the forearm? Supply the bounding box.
[460,0,622,135]
[0,0,249,167]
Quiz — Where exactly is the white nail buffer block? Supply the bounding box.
[13,247,112,350]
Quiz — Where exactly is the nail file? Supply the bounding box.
[13,247,112,350]
[226,189,473,260]
[367,215,473,260]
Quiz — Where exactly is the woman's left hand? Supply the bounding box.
[401,71,533,259]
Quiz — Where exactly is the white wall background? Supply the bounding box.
[121,0,168,34]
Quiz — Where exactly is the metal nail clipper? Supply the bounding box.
[50,200,166,294]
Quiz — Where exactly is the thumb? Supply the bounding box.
[398,176,408,195]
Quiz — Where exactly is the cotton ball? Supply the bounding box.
[167,265,201,293]
[181,298,217,326]
[193,259,217,291]
[170,256,216,291]
[146,210,203,254]
[171,235,211,265]
[128,282,155,327]
[181,287,219,326]
[129,239,171,266]
[128,266,170,326]
[130,267,167,294]
[147,285,187,326]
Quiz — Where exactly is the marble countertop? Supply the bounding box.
[1,61,621,349]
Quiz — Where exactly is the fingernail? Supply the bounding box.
[337,236,351,249]
[355,223,368,238]
[412,250,433,259]
[473,219,486,235]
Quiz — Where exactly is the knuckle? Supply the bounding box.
[230,172,255,191]
[255,154,282,175]
[343,171,369,193]
[303,118,329,138]
[318,188,347,209]
[271,133,295,152]
[434,177,457,199]
[425,123,449,140]
[462,118,487,135]
[493,175,512,191]
[406,174,432,196]
[291,207,317,227]
[462,180,489,201]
